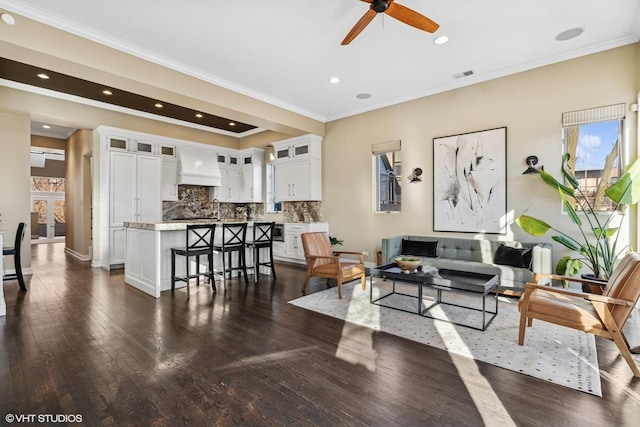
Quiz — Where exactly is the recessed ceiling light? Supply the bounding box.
[154,103,163,108]
[229,122,236,126]
[329,76,340,84]
[195,113,203,118]
[1,13,15,25]
[356,93,371,100]
[434,35,449,45]
[556,27,584,41]
[102,89,113,95]
[37,73,50,79]
[42,125,51,129]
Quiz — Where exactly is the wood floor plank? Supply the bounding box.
[1,243,639,426]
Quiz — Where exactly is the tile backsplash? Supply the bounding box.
[282,201,321,223]
[162,185,264,220]
[162,185,322,223]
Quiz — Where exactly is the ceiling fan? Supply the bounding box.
[342,0,440,45]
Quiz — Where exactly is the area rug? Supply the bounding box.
[289,280,603,396]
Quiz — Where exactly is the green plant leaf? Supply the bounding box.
[556,256,583,288]
[539,168,575,197]
[559,188,582,227]
[561,153,580,189]
[551,235,582,251]
[515,215,551,236]
[606,156,640,205]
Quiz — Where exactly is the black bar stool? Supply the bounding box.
[247,221,276,283]
[171,224,216,298]
[3,222,27,292]
[213,222,249,286]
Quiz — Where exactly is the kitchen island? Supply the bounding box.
[124,220,260,298]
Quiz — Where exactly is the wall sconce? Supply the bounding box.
[408,167,423,183]
[522,156,542,175]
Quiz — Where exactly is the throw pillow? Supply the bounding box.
[493,244,533,269]
[400,239,438,258]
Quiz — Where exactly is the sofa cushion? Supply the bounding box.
[494,244,532,269]
[400,239,438,258]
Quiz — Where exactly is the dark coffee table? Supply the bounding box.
[369,263,499,331]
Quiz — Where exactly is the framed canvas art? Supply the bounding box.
[433,127,507,234]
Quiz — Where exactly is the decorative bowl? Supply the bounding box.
[395,256,421,273]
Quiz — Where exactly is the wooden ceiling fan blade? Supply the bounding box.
[341,9,377,45]
[385,2,439,33]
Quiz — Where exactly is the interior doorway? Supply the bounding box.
[30,178,65,244]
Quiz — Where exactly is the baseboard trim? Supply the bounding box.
[64,247,92,262]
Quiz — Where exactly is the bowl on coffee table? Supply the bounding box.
[395,256,421,273]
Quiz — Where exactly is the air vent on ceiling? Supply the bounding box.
[453,70,474,79]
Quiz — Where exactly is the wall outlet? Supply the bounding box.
[362,251,369,256]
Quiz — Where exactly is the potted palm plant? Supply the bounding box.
[516,153,640,288]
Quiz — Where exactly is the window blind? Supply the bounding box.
[372,140,401,154]
[562,103,626,127]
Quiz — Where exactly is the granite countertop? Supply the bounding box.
[125,219,256,231]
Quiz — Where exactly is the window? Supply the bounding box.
[266,163,281,213]
[562,103,625,212]
[373,140,401,212]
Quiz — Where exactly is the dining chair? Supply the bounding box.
[3,222,27,292]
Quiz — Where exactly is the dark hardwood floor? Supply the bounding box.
[1,243,640,426]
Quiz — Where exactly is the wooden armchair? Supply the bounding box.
[518,252,640,377]
[301,232,366,299]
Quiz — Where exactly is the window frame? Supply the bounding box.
[372,140,402,213]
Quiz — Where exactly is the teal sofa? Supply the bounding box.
[381,236,553,293]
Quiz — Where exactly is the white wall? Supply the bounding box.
[322,43,640,266]
[0,110,32,272]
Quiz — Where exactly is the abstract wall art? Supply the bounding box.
[433,127,507,234]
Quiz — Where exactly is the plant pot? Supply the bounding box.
[581,274,607,295]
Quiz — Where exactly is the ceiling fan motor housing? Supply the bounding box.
[372,0,390,13]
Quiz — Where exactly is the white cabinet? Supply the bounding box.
[109,227,127,265]
[109,151,136,227]
[110,151,162,224]
[136,155,162,223]
[214,148,264,203]
[162,159,178,201]
[272,135,322,201]
[278,222,329,263]
[240,148,264,202]
[275,160,320,201]
[218,166,242,202]
[273,135,321,161]
[107,149,162,266]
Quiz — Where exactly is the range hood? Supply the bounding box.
[177,146,222,187]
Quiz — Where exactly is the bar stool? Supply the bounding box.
[246,221,276,283]
[3,222,27,292]
[171,224,216,298]
[213,222,249,286]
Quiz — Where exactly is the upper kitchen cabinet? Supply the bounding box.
[212,147,264,203]
[273,134,321,162]
[272,134,322,201]
[240,148,265,203]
